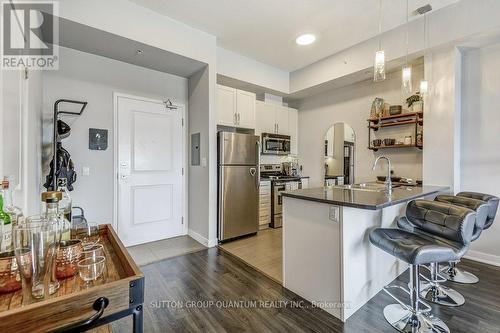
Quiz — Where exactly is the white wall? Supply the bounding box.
[422,47,462,192]
[217,47,289,93]
[42,47,188,224]
[187,67,214,246]
[461,43,500,263]
[298,65,424,188]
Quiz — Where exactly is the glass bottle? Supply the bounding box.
[57,179,72,222]
[42,191,71,241]
[2,178,23,226]
[0,183,12,253]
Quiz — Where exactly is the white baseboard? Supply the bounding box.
[464,250,500,267]
[188,229,218,248]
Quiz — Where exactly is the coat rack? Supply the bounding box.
[52,99,87,190]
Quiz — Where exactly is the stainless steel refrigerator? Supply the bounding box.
[218,132,260,242]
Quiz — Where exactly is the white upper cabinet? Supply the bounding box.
[236,89,256,129]
[255,101,276,135]
[288,107,298,155]
[216,85,237,126]
[275,105,290,135]
[255,101,299,155]
[216,84,255,129]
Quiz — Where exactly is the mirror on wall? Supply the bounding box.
[324,123,355,186]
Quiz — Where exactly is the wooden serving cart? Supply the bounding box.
[0,224,144,332]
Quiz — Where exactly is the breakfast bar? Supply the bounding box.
[281,185,447,322]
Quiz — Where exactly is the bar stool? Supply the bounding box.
[398,198,488,306]
[370,200,476,333]
[434,194,493,284]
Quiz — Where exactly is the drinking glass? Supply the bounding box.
[55,239,83,279]
[24,215,61,294]
[78,256,106,283]
[81,244,105,260]
[13,222,57,303]
[73,222,100,249]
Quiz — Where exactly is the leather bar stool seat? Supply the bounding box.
[370,200,476,333]
[457,192,499,230]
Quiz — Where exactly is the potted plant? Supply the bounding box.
[406,93,423,112]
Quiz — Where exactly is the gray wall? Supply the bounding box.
[298,64,424,187]
[42,47,188,223]
[461,43,500,260]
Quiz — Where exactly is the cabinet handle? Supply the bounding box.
[234,113,237,125]
[237,113,240,125]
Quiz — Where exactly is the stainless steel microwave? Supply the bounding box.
[261,133,291,155]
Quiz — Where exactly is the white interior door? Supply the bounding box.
[116,94,184,247]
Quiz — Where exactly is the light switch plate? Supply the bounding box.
[201,157,207,167]
[329,206,340,223]
[82,166,90,176]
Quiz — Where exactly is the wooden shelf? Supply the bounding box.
[368,144,423,151]
[368,111,423,123]
[369,119,419,130]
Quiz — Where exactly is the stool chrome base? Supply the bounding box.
[383,304,450,333]
[420,281,465,307]
[440,263,479,284]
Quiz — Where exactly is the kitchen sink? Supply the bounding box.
[329,183,399,192]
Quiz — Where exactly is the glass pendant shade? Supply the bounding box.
[402,65,412,94]
[419,79,429,94]
[374,50,386,82]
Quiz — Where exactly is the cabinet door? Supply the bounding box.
[216,85,236,126]
[288,107,298,155]
[275,105,289,135]
[236,90,256,129]
[255,101,277,135]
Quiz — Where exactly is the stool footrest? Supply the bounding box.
[383,284,432,314]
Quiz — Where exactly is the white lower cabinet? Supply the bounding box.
[259,180,271,229]
[301,178,309,189]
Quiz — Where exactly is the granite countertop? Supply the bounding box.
[281,185,448,210]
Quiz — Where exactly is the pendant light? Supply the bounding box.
[374,0,386,82]
[401,0,412,94]
[419,11,429,94]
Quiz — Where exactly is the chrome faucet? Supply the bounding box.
[373,155,392,196]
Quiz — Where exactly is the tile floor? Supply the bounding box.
[127,235,206,266]
[219,228,282,283]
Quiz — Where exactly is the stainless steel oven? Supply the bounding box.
[270,180,301,228]
[262,133,291,155]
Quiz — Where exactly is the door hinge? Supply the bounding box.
[182,167,184,175]
[182,118,184,126]
[181,217,184,225]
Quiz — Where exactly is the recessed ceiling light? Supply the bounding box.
[296,34,316,46]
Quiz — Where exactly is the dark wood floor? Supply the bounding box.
[113,248,500,333]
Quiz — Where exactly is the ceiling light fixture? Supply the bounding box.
[296,34,316,46]
[401,0,412,95]
[419,6,431,95]
[374,0,386,82]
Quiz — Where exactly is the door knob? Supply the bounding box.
[120,174,128,179]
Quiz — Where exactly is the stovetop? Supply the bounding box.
[260,174,301,182]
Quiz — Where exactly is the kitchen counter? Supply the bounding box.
[281,185,446,210]
[282,184,448,322]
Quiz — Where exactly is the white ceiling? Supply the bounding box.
[130,0,460,71]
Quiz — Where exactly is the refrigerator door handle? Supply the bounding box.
[249,167,259,190]
[255,140,261,189]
